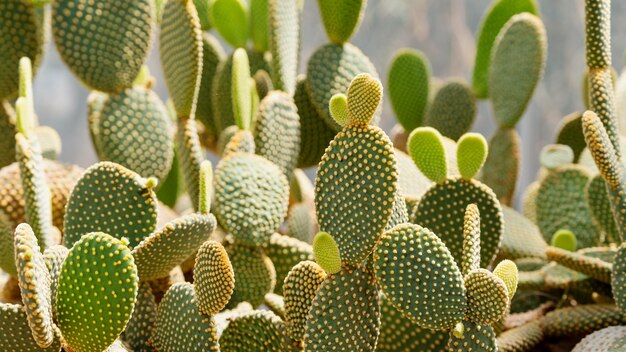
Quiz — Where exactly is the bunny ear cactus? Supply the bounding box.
[195,33,226,147]
[210,0,249,48]
[447,321,497,352]
[312,231,341,274]
[283,260,326,341]
[573,326,626,351]
[316,0,366,45]
[194,240,235,316]
[219,310,284,352]
[268,0,300,94]
[480,127,521,206]
[227,243,276,307]
[556,111,586,162]
[424,80,477,141]
[266,232,313,294]
[551,229,577,252]
[500,205,548,260]
[587,175,621,244]
[0,303,62,352]
[0,102,16,168]
[42,245,67,318]
[120,282,157,351]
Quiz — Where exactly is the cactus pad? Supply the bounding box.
[210,0,248,48]
[56,232,138,352]
[0,303,62,352]
[175,118,204,210]
[407,127,448,184]
[152,282,219,352]
[346,73,383,125]
[42,245,67,318]
[457,133,488,180]
[572,326,626,352]
[374,223,466,330]
[587,175,620,244]
[585,0,611,69]
[222,130,256,157]
[317,0,365,44]
[462,204,481,276]
[424,80,476,141]
[499,206,547,260]
[543,304,626,338]
[194,240,234,316]
[268,0,299,94]
[480,127,521,205]
[196,34,226,143]
[0,103,16,168]
[556,112,586,162]
[283,260,326,341]
[52,0,153,92]
[551,229,578,251]
[447,321,497,352]
[0,210,15,275]
[545,246,611,283]
[611,242,626,312]
[120,282,157,351]
[228,244,276,307]
[219,310,283,352]
[497,320,544,352]
[465,268,508,325]
[315,124,397,266]
[232,48,252,131]
[286,203,316,243]
[63,162,158,248]
[266,233,314,294]
[312,231,341,274]
[492,259,519,300]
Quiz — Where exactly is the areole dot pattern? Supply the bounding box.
[42,245,69,318]
[283,260,326,341]
[227,244,276,308]
[194,240,235,316]
[464,268,508,326]
[447,321,497,352]
[219,310,284,352]
[120,281,157,351]
[0,303,62,352]
[266,232,314,295]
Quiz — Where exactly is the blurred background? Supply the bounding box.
[32,0,626,202]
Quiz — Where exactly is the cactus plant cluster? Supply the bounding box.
[3,0,626,351]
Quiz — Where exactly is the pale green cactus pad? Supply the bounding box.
[63,162,158,249]
[268,0,299,94]
[250,0,269,52]
[312,231,341,275]
[266,233,313,294]
[160,0,203,117]
[304,267,380,352]
[195,33,226,144]
[374,223,466,331]
[499,206,547,260]
[231,48,252,131]
[210,0,248,48]
[493,259,519,300]
[572,326,626,352]
[556,112,586,162]
[56,232,139,352]
[317,0,366,44]
[551,229,577,252]
[587,175,620,244]
[457,133,487,180]
[52,0,153,92]
[424,80,476,141]
[543,304,626,338]
[152,282,219,352]
[464,268,508,325]
[497,320,544,352]
[286,203,315,243]
[194,0,211,30]
[284,260,326,341]
[0,303,62,352]
[447,321,497,352]
[194,240,235,316]
[227,244,276,307]
[480,127,521,205]
[407,127,448,184]
[120,282,157,352]
[219,310,284,352]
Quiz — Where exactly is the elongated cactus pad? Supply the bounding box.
[228,244,276,307]
[543,304,626,338]
[585,0,611,69]
[210,0,248,48]
[196,34,226,144]
[480,127,520,206]
[447,321,497,352]
[462,204,481,276]
[42,245,67,318]
[315,124,397,266]
[611,242,626,312]
[176,118,204,211]
[120,282,157,352]
[284,260,326,341]
[499,206,547,260]
[52,0,153,92]
[304,267,380,351]
[497,320,544,352]
[268,0,299,94]
[572,326,626,352]
[267,233,313,294]
[14,223,54,348]
[424,80,476,141]
[160,0,203,117]
[194,240,235,316]
[56,232,138,352]
[219,310,283,352]
[0,303,62,352]
[556,112,586,162]
[374,223,466,330]
[63,162,158,248]
[152,282,219,352]
[0,210,16,275]
[0,103,16,168]
[465,268,508,325]
[490,13,546,127]
[232,48,252,131]
[250,0,269,52]
[317,0,366,44]
[546,246,611,284]
[387,49,430,132]
[587,175,620,244]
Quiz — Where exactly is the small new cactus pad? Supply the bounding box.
[160,0,203,117]
[545,246,611,283]
[232,48,252,131]
[374,223,466,330]
[493,259,519,300]
[551,229,577,252]
[194,240,235,316]
[268,0,299,94]
[377,295,448,352]
[543,304,626,338]
[447,321,497,352]
[0,303,62,352]
[219,310,284,352]
[196,34,226,143]
[176,117,204,210]
[14,223,54,348]
[317,0,366,44]
[585,0,611,69]
[52,0,153,92]
[329,93,349,127]
[346,73,383,125]
[294,77,336,168]
[499,206,547,260]
[315,123,397,266]
[283,260,326,341]
[254,92,301,176]
[120,282,157,352]
[152,282,219,352]
[266,233,313,294]
[413,177,503,268]
[42,245,68,317]
[94,87,173,181]
[480,127,520,205]
[306,43,378,131]
[489,13,546,127]
[471,0,538,98]
[465,268,508,325]
[210,0,248,48]
[424,80,476,141]
[611,242,626,312]
[462,204,481,276]
[228,244,276,307]
[407,128,447,184]
[63,162,158,248]
[572,326,626,352]
[56,233,139,352]
[312,231,341,274]
[286,203,316,243]
[132,213,217,280]
[214,153,289,246]
[457,133,488,180]
[587,175,620,244]
[387,48,430,132]
[250,0,269,52]
[556,112,586,162]
[264,293,286,320]
[304,267,380,351]
[535,165,601,248]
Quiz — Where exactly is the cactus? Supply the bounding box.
[283,260,326,341]
[194,240,235,316]
[0,303,62,351]
[227,243,276,307]
[219,310,283,352]
[480,127,521,205]
[268,0,300,94]
[543,304,626,338]
[499,206,547,260]
[266,233,313,294]
[120,282,157,351]
[572,326,626,351]
[195,34,226,146]
[316,0,366,45]
[210,0,249,48]
[424,80,476,141]
[496,320,544,352]
[556,111,586,162]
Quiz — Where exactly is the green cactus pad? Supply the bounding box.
[0,303,62,352]
[585,0,611,69]
[489,13,546,127]
[545,246,611,283]
[499,206,547,260]
[214,153,289,246]
[254,69,274,100]
[56,232,138,352]
[152,282,219,352]
[228,244,276,307]
[294,77,336,168]
[222,130,256,157]
[317,0,365,44]
[264,293,286,320]
[447,321,497,352]
[385,190,409,231]
[194,240,234,315]
[457,133,487,180]
[493,259,519,300]
[52,0,153,92]
[14,223,54,348]
[210,0,248,48]
[232,48,252,131]
[0,103,16,168]
[284,260,326,341]
[304,267,380,351]
[120,281,157,352]
[268,0,299,94]
[0,210,15,275]
[407,127,447,184]
[543,304,626,338]
[219,310,284,352]
[175,118,204,211]
[267,233,314,294]
[42,245,67,317]
[588,68,621,159]
[286,203,315,243]
[306,43,378,131]
[413,177,503,268]
[497,320,544,352]
[461,204,481,276]
[63,162,158,249]
[424,80,476,141]
[611,242,626,311]
[480,127,521,206]
[196,34,226,145]
[160,0,203,117]
[587,175,620,244]
[250,0,269,52]
[147,266,186,304]
[572,326,626,352]
[312,231,341,275]
[387,49,430,132]
[556,112,586,162]
[95,87,173,181]
[132,213,216,280]
[465,268,508,325]
[535,165,601,248]
[551,229,577,252]
[471,0,538,98]
[315,124,397,266]
[346,73,383,125]
[329,93,349,127]
[254,92,301,176]
[374,223,466,330]
[193,0,211,29]
[540,144,575,170]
